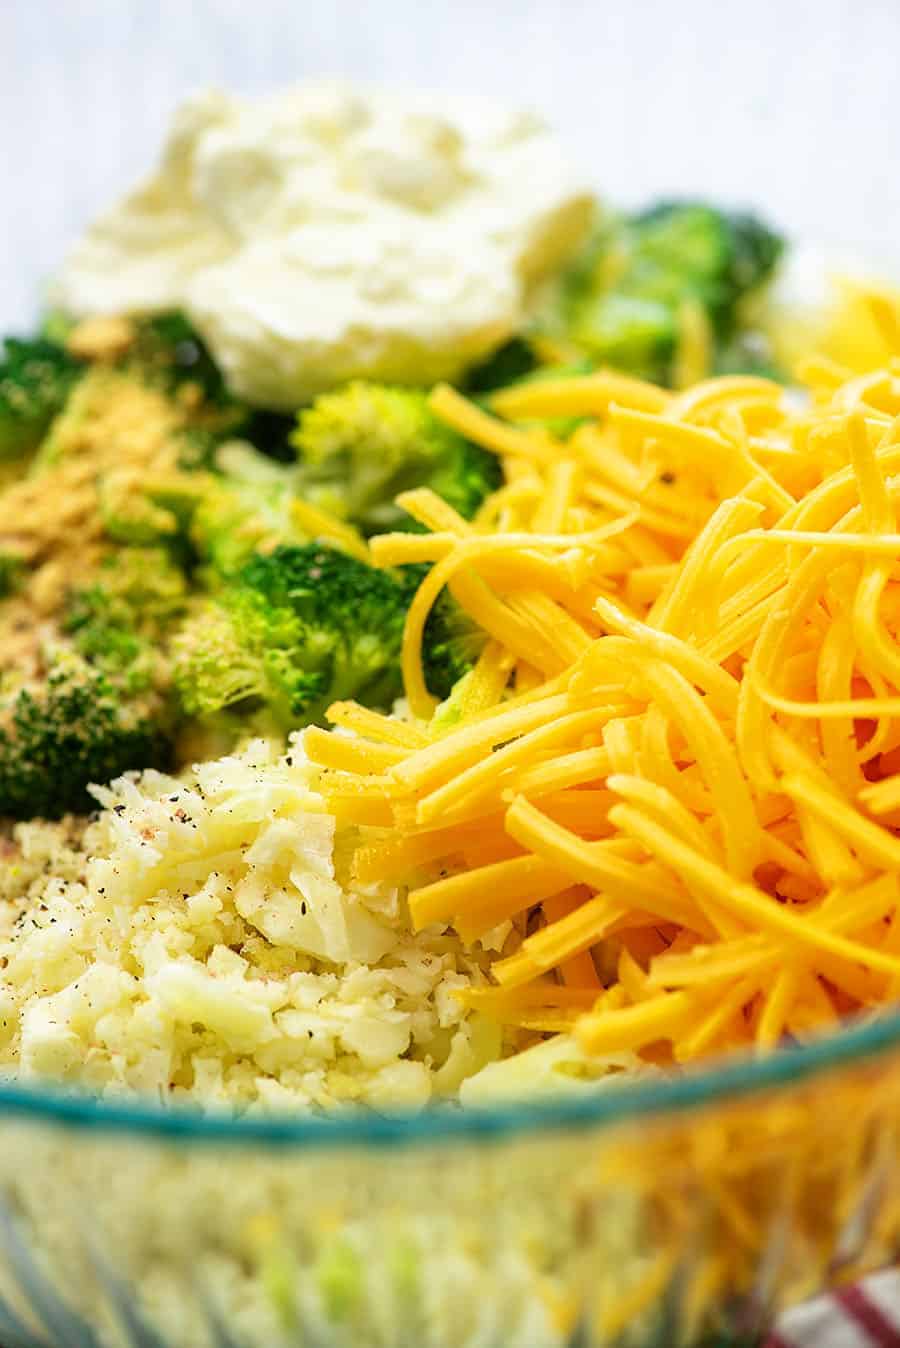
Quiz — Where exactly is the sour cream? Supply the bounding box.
[56,84,595,408]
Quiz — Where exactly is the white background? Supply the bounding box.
[2,0,900,329]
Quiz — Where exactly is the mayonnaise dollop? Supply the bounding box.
[55,84,595,408]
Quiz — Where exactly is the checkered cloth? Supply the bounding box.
[769,1272,900,1347]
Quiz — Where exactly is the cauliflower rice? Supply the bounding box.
[0,737,514,1112]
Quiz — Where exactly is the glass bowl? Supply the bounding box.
[3,1011,900,1348]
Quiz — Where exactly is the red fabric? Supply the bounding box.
[835,1287,900,1346]
[767,1273,900,1347]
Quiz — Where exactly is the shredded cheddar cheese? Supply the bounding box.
[301,331,900,1071]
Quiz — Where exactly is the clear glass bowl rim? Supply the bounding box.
[2,1007,900,1150]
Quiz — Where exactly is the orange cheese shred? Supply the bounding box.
[320,340,900,1068]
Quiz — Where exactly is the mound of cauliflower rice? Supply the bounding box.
[0,736,520,1112]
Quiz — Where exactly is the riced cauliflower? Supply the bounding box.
[0,737,509,1112]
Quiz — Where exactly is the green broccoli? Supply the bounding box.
[0,545,185,817]
[40,311,77,346]
[172,544,413,729]
[190,442,306,578]
[463,338,539,395]
[240,545,411,714]
[97,473,208,563]
[63,547,188,692]
[126,313,253,468]
[424,598,485,700]
[397,564,486,702]
[236,546,485,713]
[172,544,488,736]
[0,552,24,599]
[0,655,173,819]
[128,312,231,407]
[171,594,322,729]
[65,587,147,685]
[0,336,83,459]
[540,200,785,384]
[619,201,783,331]
[241,410,298,464]
[129,315,308,468]
[291,382,501,536]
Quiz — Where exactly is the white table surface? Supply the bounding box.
[2,0,900,331]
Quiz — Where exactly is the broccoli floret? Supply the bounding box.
[0,336,83,459]
[191,443,306,578]
[98,473,208,561]
[66,586,146,683]
[543,201,785,384]
[171,601,276,720]
[129,318,302,467]
[0,655,173,819]
[0,547,187,817]
[63,548,188,692]
[0,552,24,599]
[171,595,323,728]
[395,564,486,702]
[423,595,486,700]
[463,338,539,394]
[241,545,410,712]
[172,544,413,729]
[126,313,252,467]
[40,311,77,346]
[129,312,231,407]
[172,544,487,735]
[241,410,298,464]
[623,201,783,332]
[291,382,501,536]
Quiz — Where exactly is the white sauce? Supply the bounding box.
[55,84,595,408]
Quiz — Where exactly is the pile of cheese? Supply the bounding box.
[311,286,900,1066]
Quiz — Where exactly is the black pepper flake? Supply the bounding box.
[660,471,676,485]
